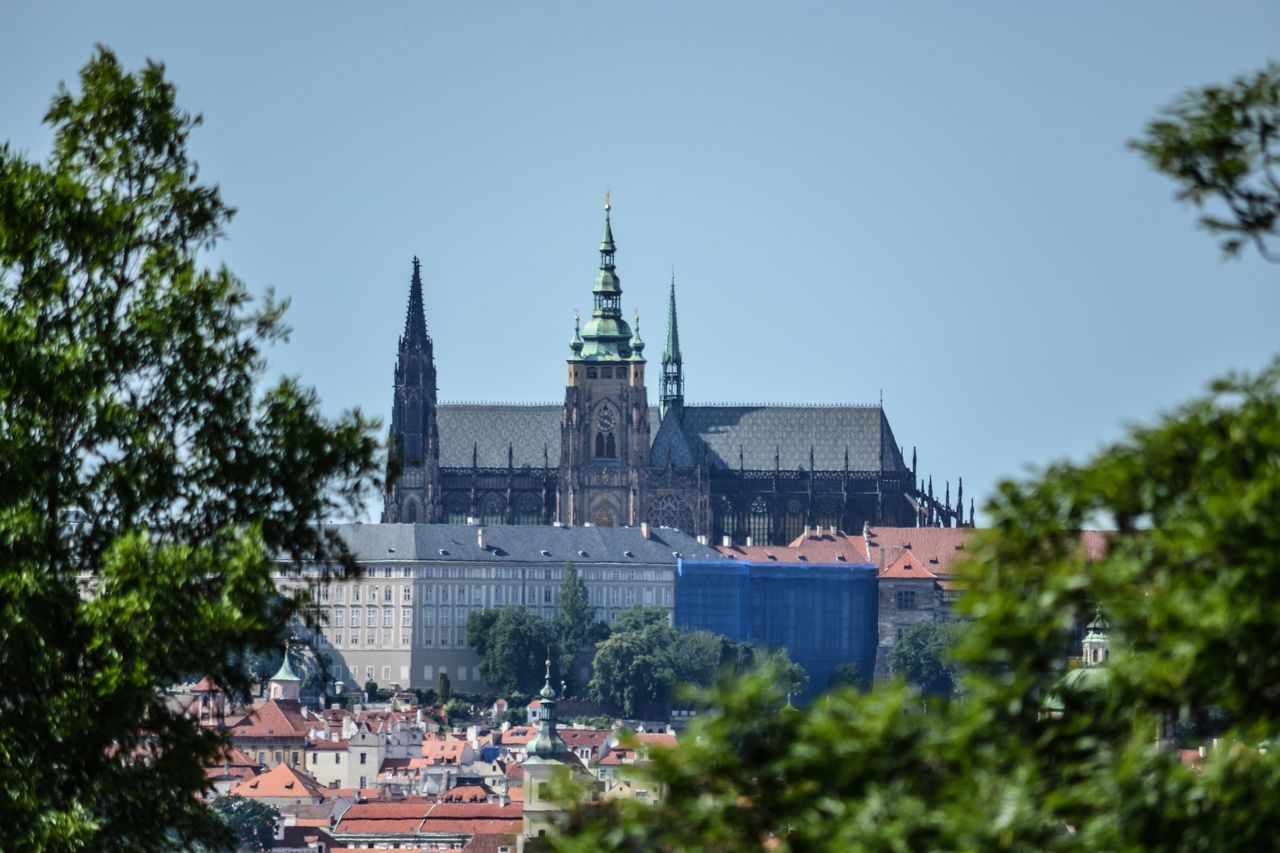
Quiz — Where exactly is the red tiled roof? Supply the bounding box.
[229,699,309,739]
[463,833,518,853]
[864,527,972,576]
[500,726,536,745]
[230,762,326,800]
[559,728,611,747]
[633,732,677,749]
[439,783,493,803]
[502,761,524,780]
[879,549,939,579]
[716,529,869,564]
[191,675,223,693]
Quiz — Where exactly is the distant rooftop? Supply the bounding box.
[328,523,723,565]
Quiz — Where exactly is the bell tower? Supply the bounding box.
[559,197,651,527]
[382,257,441,524]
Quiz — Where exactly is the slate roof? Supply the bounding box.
[328,523,723,565]
[437,404,561,469]
[676,405,906,472]
[437,402,907,473]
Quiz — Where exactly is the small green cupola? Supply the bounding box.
[527,659,569,761]
[1082,608,1110,666]
[573,194,635,363]
[629,311,645,359]
[569,311,584,356]
[267,643,301,702]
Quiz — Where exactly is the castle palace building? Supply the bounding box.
[382,203,964,545]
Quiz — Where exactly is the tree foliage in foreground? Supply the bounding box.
[1132,62,1280,261]
[0,50,379,849]
[555,357,1280,851]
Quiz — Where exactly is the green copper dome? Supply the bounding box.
[271,652,301,683]
[527,659,570,761]
[570,201,639,363]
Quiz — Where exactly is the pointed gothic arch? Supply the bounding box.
[650,493,695,535]
[593,506,616,527]
[479,492,505,526]
[443,492,469,524]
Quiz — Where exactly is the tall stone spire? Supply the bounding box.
[402,256,429,350]
[661,270,684,419]
[382,257,440,524]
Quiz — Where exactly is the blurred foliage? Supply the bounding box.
[0,50,378,848]
[1132,63,1280,260]
[556,357,1280,850]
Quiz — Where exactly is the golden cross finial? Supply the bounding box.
[574,309,580,323]
[604,190,611,212]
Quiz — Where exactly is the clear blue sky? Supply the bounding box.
[3,2,1277,521]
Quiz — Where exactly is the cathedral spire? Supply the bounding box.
[571,194,632,361]
[660,270,685,419]
[402,256,429,350]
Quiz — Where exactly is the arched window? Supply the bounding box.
[514,493,542,526]
[443,493,469,524]
[714,496,735,543]
[594,406,617,459]
[479,493,505,526]
[815,495,842,532]
[783,498,804,543]
[404,501,418,524]
[593,507,616,527]
[747,497,772,545]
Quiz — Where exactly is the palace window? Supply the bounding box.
[896,590,917,611]
[383,586,393,602]
[366,607,377,628]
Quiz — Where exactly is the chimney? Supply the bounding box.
[477,527,486,550]
[721,535,732,548]
[640,522,650,539]
[745,536,753,547]
[696,535,708,545]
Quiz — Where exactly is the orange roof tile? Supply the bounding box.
[230,762,326,801]
[229,699,309,739]
[879,549,939,579]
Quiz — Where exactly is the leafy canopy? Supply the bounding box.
[0,49,378,849]
[1132,62,1280,261]
[558,356,1280,851]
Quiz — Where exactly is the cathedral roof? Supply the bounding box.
[436,403,907,473]
[671,404,906,472]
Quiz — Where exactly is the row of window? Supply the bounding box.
[315,567,670,602]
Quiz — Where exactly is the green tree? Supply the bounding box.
[467,606,553,696]
[1132,62,1280,260]
[558,358,1280,849]
[590,623,676,719]
[827,661,861,689]
[611,604,670,633]
[553,562,593,693]
[437,671,452,704]
[888,619,965,698]
[0,50,378,850]
[208,795,279,851]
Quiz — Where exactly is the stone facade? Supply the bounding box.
[282,523,722,694]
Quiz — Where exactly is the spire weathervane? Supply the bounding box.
[604,190,611,213]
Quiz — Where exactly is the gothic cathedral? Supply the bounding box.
[382,203,964,544]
